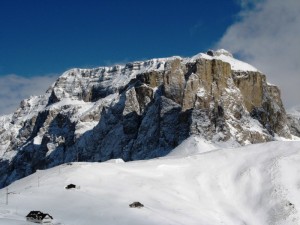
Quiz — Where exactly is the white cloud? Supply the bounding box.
[217,0,300,108]
[0,74,57,115]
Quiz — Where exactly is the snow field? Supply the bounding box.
[0,140,299,225]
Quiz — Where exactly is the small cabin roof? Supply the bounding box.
[129,201,144,208]
[65,183,76,189]
[26,211,53,220]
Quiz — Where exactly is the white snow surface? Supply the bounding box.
[168,135,220,157]
[287,105,300,119]
[190,49,258,72]
[0,139,300,225]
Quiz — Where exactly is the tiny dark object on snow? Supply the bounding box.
[65,184,76,189]
[129,202,144,208]
[26,210,53,224]
[206,50,214,56]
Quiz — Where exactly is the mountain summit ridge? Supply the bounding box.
[0,50,297,187]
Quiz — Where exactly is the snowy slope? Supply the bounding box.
[0,139,300,225]
[287,106,300,138]
[190,49,258,72]
[288,106,300,119]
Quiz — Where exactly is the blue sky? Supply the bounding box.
[0,0,299,114]
[0,0,240,76]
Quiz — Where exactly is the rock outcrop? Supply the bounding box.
[0,49,294,187]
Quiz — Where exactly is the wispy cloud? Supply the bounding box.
[0,74,57,115]
[217,0,300,108]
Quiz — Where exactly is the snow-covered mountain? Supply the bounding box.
[0,49,298,188]
[287,106,300,137]
[288,106,300,118]
[0,139,300,225]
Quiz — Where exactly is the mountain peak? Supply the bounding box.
[189,50,257,72]
[0,50,297,188]
[207,49,233,57]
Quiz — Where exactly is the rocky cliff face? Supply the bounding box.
[0,49,294,187]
